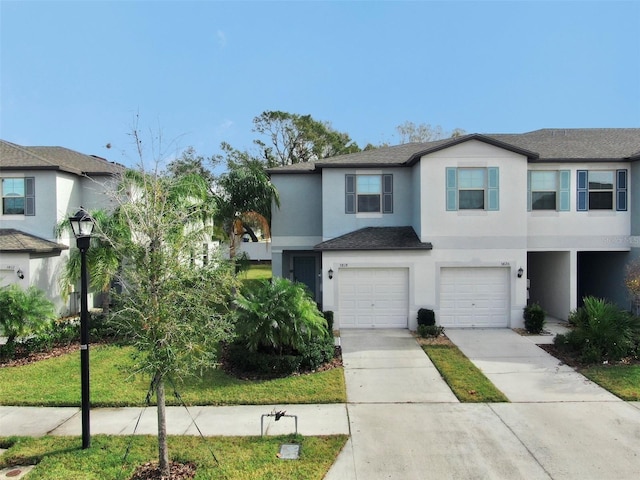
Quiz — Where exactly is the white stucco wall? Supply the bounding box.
[419,140,529,245]
[321,247,528,330]
[527,162,630,251]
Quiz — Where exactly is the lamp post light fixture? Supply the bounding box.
[68,208,95,449]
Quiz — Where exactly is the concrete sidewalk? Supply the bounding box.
[0,404,349,437]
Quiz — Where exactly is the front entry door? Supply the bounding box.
[293,256,317,299]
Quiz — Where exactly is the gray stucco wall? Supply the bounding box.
[271,173,322,237]
[321,167,414,239]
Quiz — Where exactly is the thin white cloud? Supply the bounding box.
[217,30,227,48]
[217,119,234,132]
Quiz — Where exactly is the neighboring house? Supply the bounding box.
[0,140,122,315]
[269,129,640,330]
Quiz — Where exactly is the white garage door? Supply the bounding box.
[339,268,409,328]
[439,267,510,327]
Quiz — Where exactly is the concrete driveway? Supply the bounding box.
[325,328,640,480]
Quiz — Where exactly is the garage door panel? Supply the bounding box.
[339,268,408,328]
[439,267,509,328]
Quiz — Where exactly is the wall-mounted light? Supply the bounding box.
[517,267,524,278]
[16,268,24,279]
[328,268,334,280]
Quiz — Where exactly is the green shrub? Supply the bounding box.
[567,306,588,327]
[418,324,444,338]
[231,277,332,375]
[323,311,334,332]
[523,303,546,334]
[297,333,335,370]
[417,308,436,326]
[234,277,328,354]
[0,284,56,349]
[561,297,640,363]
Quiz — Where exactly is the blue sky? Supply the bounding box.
[2,0,639,168]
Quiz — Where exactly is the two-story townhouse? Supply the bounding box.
[0,140,122,314]
[269,129,640,330]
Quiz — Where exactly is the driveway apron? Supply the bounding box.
[325,328,640,480]
[445,328,621,402]
[340,329,458,404]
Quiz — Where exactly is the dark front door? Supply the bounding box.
[293,256,317,299]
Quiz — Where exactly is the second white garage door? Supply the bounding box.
[339,268,409,328]
[439,267,510,327]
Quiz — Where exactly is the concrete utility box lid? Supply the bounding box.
[278,443,301,460]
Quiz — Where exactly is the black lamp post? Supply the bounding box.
[69,208,95,449]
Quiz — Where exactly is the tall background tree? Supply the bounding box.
[252,110,360,166]
[395,121,466,143]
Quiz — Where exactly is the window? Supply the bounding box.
[588,171,614,210]
[577,170,627,211]
[345,174,393,214]
[527,170,570,211]
[458,168,485,209]
[1,177,35,215]
[357,175,381,212]
[446,167,499,211]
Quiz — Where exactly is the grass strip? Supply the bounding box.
[580,364,640,401]
[422,345,508,403]
[0,434,347,480]
[0,344,346,407]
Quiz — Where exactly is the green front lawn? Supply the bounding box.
[0,434,348,479]
[580,364,640,401]
[241,264,272,281]
[0,345,346,406]
[422,344,508,403]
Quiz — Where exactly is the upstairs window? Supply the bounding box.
[588,171,614,209]
[345,174,393,214]
[2,177,35,215]
[577,170,627,211]
[458,168,486,209]
[446,167,499,211]
[527,170,570,211]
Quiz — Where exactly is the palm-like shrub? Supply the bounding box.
[558,296,640,363]
[0,284,56,350]
[234,277,328,355]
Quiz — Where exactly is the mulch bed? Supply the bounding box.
[538,343,640,369]
[219,344,343,380]
[0,342,81,367]
[411,332,454,346]
[130,461,196,480]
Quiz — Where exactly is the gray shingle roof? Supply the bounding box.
[269,128,640,172]
[0,229,68,254]
[314,227,432,251]
[0,140,124,176]
[487,129,640,161]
